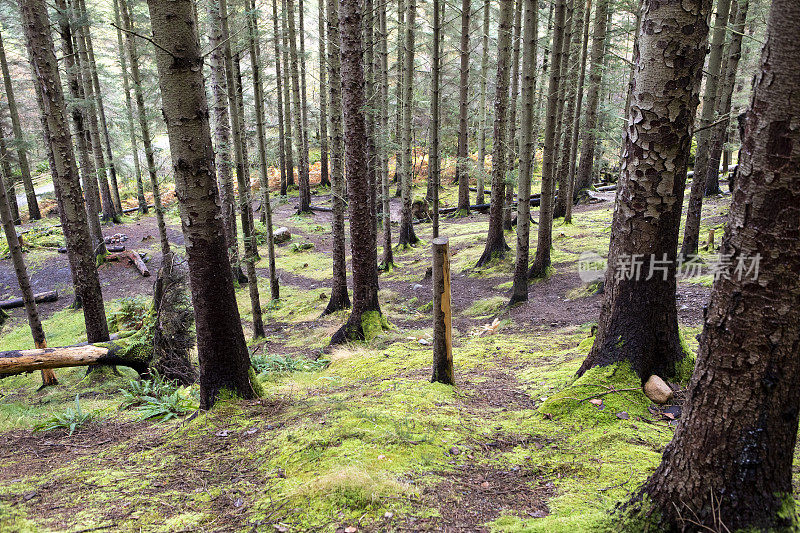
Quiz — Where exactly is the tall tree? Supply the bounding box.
[273,0,288,195]
[111,0,147,214]
[0,31,39,220]
[317,0,330,188]
[503,0,523,231]
[0,127,20,225]
[629,0,799,526]
[281,4,296,190]
[475,0,489,205]
[120,0,170,259]
[286,0,311,212]
[364,0,378,243]
[572,0,609,196]
[331,0,383,343]
[577,0,711,380]
[509,0,538,305]
[378,0,393,270]
[397,0,418,247]
[146,0,258,408]
[527,0,566,278]
[393,0,405,196]
[475,0,514,267]
[322,0,351,314]
[20,0,109,343]
[454,0,471,214]
[429,0,441,237]
[681,0,733,257]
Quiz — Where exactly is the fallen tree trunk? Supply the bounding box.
[0,290,58,310]
[107,250,150,277]
[122,204,154,214]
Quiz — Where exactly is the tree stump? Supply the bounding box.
[431,237,453,385]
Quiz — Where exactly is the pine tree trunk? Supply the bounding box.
[476,0,490,205]
[681,0,732,257]
[509,0,538,304]
[634,2,800,527]
[120,0,170,259]
[111,0,147,214]
[0,32,39,221]
[364,0,378,244]
[298,0,310,185]
[246,0,279,304]
[0,128,20,225]
[429,0,441,238]
[455,0,470,214]
[503,0,523,231]
[527,0,567,278]
[572,0,608,195]
[577,0,710,380]
[273,0,289,196]
[286,0,311,213]
[332,0,382,343]
[20,0,109,344]
[146,0,257,408]
[393,0,405,195]
[322,0,351,314]
[397,0,419,247]
[281,6,296,189]
[318,0,330,188]
[378,0,393,270]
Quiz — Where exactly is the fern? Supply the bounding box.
[34,394,92,436]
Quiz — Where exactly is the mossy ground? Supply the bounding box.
[2,180,777,532]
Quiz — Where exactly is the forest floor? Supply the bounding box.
[0,174,785,532]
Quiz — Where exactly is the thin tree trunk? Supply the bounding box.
[634,1,800,527]
[111,0,147,214]
[322,0,351,314]
[503,0,523,230]
[0,128,20,225]
[331,0,382,343]
[0,32,39,220]
[364,0,378,244]
[476,0,489,205]
[572,0,609,195]
[120,0,170,259]
[509,0,538,304]
[378,0,393,270]
[318,0,330,188]
[146,0,258,408]
[397,0,418,247]
[577,0,711,380]
[286,0,311,213]
[455,0,470,214]
[279,7,296,190]
[273,0,288,196]
[20,0,109,344]
[475,0,514,267]
[298,0,310,184]
[429,0,441,238]
[392,0,404,197]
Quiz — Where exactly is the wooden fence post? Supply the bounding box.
[431,237,453,384]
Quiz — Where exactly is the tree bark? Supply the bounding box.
[273,0,289,196]
[397,0,419,247]
[455,0,471,214]
[318,0,330,188]
[475,0,514,268]
[0,126,20,225]
[331,0,382,343]
[120,0,170,259]
[503,0,523,231]
[20,0,109,344]
[286,0,311,213]
[429,0,441,238]
[509,0,538,305]
[146,0,257,408]
[0,32,39,221]
[577,0,711,381]
[281,5,296,189]
[431,237,453,384]
[476,0,490,205]
[378,0,393,270]
[527,0,567,278]
[634,1,800,527]
[393,0,405,196]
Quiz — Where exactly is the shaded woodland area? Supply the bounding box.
[0,0,798,528]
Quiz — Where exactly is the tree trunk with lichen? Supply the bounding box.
[577,0,711,381]
[145,0,257,408]
[630,3,800,527]
[331,0,382,343]
[475,0,514,268]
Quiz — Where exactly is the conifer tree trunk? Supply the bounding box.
[378,0,393,270]
[476,0,490,205]
[286,0,311,213]
[331,0,382,343]
[455,0,470,214]
[111,0,147,214]
[509,0,538,305]
[271,0,288,196]
[429,0,441,238]
[246,0,279,304]
[577,0,710,380]
[475,0,514,267]
[145,0,258,408]
[0,32,39,221]
[298,0,310,180]
[503,0,523,231]
[120,0,170,259]
[0,128,20,225]
[397,0,419,247]
[20,0,109,344]
[280,6,296,189]
[633,2,800,526]
[318,0,330,188]
[208,0,244,284]
[393,0,405,195]
[572,0,608,195]
[322,0,351,314]
[0,158,57,386]
[681,0,732,257]
[364,0,378,242]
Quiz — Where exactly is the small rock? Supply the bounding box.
[344,526,357,533]
[23,491,37,501]
[274,227,292,244]
[412,283,425,291]
[616,411,630,420]
[644,375,674,404]
[418,338,431,346]
[449,446,461,456]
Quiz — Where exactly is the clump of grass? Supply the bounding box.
[119,373,197,421]
[463,295,507,317]
[34,394,93,435]
[251,352,330,375]
[290,242,315,252]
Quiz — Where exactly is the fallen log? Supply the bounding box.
[438,195,545,216]
[61,245,126,254]
[123,204,154,214]
[107,250,150,277]
[307,204,333,212]
[0,290,58,310]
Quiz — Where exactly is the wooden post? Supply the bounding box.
[708,228,715,250]
[431,237,453,384]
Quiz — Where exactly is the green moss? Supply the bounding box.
[463,296,507,318]
[361,310,391,342]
